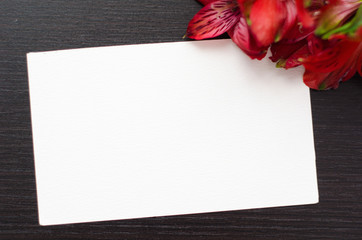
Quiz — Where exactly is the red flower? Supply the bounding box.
[187,0,362,90]
[300,32,362,90]
[271,1,362,89]
[299,1,362,89]
[269,0,326,69]
[186,0,241,40]
[186,0,298,60]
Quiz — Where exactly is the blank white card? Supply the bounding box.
[27,39,318,226]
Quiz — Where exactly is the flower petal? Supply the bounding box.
[295,0,315,28]
[315,0,361,38]
[303,62,358,90]
[278,20,315,43]
[270,40,309,68]
[357,33,362,75]
[228,16,268,60]
[197,0,219,5]
[186,0,240,40]
[237,0,253,16]
[249,0,286,46]
[303,70,336,90]
[302,38,360,73]
[282,45,311,69]
[278,0,298,41]
[302,38,362,90]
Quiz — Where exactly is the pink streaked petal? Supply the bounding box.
[186,0,240,40]
[228,16,268,60]
[249,0,286,46]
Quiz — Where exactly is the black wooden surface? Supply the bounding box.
[1,1,362,239]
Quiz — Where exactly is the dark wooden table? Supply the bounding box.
[1,1,362,239]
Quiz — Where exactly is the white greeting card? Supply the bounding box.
[27,39,318,226]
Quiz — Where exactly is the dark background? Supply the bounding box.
[1,1,362,239]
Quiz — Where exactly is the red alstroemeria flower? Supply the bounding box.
[186,0,267,59]
[297,1,362,89]
[300,32,362,90]
[269,0,328,69]
[272,1,361,89]
[186,0,299,60]
[187,0,362,90]
[186,0,241,40]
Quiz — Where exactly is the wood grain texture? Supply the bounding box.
[0,1,361,239]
